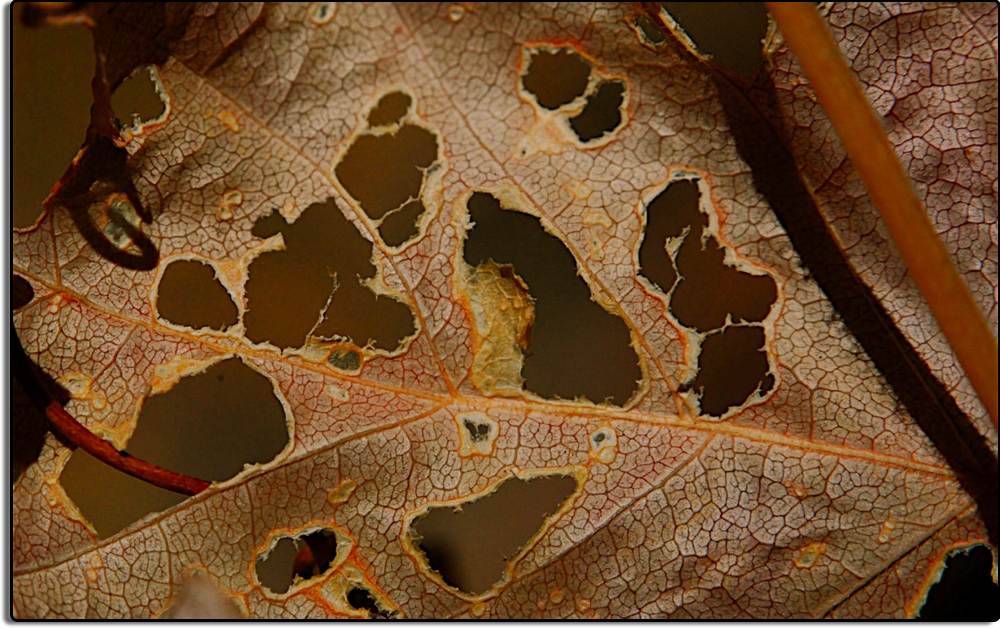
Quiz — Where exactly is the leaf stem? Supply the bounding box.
[766,2,999,429]
[45,401,211,496]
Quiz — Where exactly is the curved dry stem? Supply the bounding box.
[766,2,999,429]
[45,401,211,496]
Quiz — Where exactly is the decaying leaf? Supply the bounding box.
[11,2,998,619]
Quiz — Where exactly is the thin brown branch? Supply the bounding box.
[766,2,999,429]
[45,401,210,496]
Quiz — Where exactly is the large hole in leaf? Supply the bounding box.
[59,357,289,538]
[409,474,577,596]
[662,2,767,81]
[521,48,591,110]
[111,65,166,129]
[156,259,238,331]
[12,274,35,311]
[638,179,777,416]
[918,544,999,620]
[464,192,641,405]
[367,91,411,127]
[11,330,65,484]
[255,528,340,595]
[12,3,94,228]
[335,91,438,246]
[568,80,626,143]
[687,325,773,416]
[242,199,416,351]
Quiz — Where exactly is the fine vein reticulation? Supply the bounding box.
[11,2,997,620]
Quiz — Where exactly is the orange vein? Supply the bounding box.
[46,401,210,496]
[767,2,999,429]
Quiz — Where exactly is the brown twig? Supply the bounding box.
[45,401,211,496]
[766,2,999,429]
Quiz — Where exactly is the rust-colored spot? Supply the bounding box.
[218,110,241,132]
[794,542,826,568]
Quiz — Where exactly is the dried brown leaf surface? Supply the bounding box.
[11,2,996,619]
[764,2,998,443]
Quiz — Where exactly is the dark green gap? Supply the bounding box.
[464,192,641,405]
[346,587,395,619]
[521,48,591,110]
[918,545,999,620]
[256,529,339,595]
[59,357,289,538]
[662,2,767,81]
[111,66,165,126]
[243,200,415,351]
[12,3,94,228]
[156,259,238,331]
[569,80,626,143]
[328,348,362,372]
[410,474,577,596]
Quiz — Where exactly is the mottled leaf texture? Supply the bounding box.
[11,2,997,619]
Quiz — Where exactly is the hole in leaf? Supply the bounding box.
[255,528,339,595]
[243,200,416,351]
[662,2,767,81]
[633,14,667,45]
[919,544,999,620]
[638,179,777,416]
[689,325,772,416]
[367,91,411,127]
[346,587,395,619]
[464,192,641,405]
[521,48,591,110]
[463,418,492,443]
[111,65,165,129]
[12,3,93,228]
[638,178,705,294]
[378,200,424,247]
[409,474,577,596]
[671,228,777,333]
[12,274,35,311]
[59,357,289,538]
[568,80,626,142]
[156,259,238,331]
[11,333,68,484]
[336,94,438,247]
